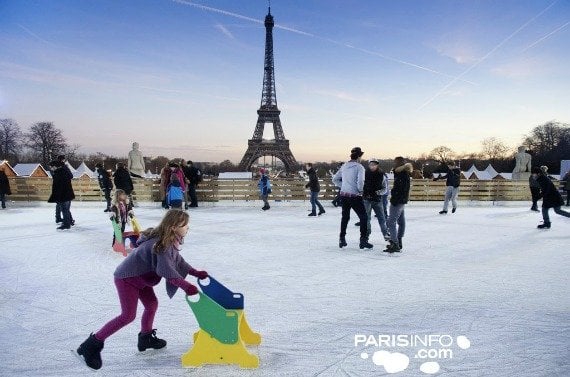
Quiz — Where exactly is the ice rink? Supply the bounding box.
[0,201,568,376]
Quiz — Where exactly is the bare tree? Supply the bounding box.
[0,118,22,161]
[219,159,237,172]
[481,137,510,161]
[25,122,70,166]
[523,121,570,173]
[429,146,455,164]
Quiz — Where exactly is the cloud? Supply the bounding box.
[215,23,235,40]
[417,0,558,110]
[490,57,543,79]
[312,89,371,103]
[434,41,479,65]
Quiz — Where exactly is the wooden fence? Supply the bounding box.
[7,177,566,203]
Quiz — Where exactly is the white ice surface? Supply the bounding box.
[0,201,568,376]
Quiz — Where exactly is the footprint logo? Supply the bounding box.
[420,361,440,374]
[362,350,410,373]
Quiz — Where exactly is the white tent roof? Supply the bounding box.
[65,161,76,172]
[463,164,478,178]
[145,170,160,179]
[218,172,252,180]
[462,164,505,180]
[484,164,499,178]
[73,162,95,178]
[13,163,48,177]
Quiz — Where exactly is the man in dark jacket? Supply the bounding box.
[48,160,75,230]
[363,158,388,240]
[433,163,461,214]
[55,155,75,225]
[183,160,201,208]
[385,157,413,252]
[0,166,11,209]
[305,163,325,217]
[96,163,113,212]
[533,167,570,229]
[113,163,134,195]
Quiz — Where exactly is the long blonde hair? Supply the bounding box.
[142,209,189,254]
[112,189,128,207]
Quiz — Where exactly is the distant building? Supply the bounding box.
[0,160,17,177]
[13,163,50,178]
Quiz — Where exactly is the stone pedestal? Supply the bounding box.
[512,172,531,181]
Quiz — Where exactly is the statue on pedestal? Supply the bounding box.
[128,142,146,178]
[512,146,532,180]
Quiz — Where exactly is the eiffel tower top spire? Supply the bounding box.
[260,5,277,109]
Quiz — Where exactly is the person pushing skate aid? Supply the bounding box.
[77,209,260,370]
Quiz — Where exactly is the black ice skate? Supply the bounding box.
[359,237,373,250]
[138,329,167,351]
[77,333,104,370]
[383,241,401,253]
[537,222,551,229]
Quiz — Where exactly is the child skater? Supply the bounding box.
[167,175,185,209]
[77,210,208,370]
[110,189,138,248]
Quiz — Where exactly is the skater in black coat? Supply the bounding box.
[183,160,201,208]
[48,161,75,229]
[305,163,325,216]
[533,167,570,229]
[96,163,113,212]
[0,168,11,209]
[385,158,413,252]
[113,163,134,195]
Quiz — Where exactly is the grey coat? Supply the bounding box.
[332,160,365,196]
[114,234,192,298]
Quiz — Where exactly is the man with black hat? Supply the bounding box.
[332,147,373,249]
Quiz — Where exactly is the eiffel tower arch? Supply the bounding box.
[238,7,297,172]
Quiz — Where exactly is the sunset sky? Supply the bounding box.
[1,0,569,163]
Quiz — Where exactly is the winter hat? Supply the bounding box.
[540,165,548,173]
[368,157,379,165]
[259,168,266,174]
[350,147,364,160]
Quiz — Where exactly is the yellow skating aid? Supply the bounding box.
[182,292,260,369]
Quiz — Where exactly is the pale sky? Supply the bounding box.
[1,0,569,163]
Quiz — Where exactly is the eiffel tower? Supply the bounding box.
[238,6,297,172]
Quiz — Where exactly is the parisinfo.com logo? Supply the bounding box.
[355,333,472,374]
